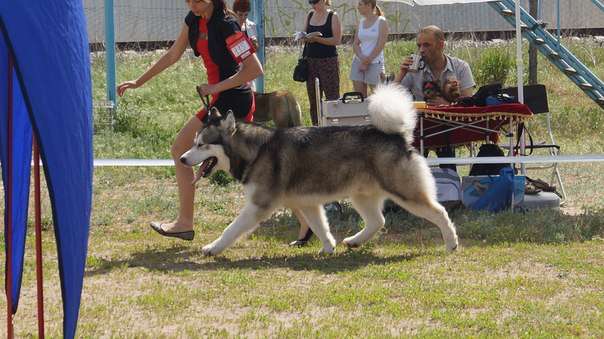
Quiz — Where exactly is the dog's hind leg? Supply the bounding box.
[202,202,274,256]
[389,193,458,252]
[342,195,385,248]
[296,205,336,254]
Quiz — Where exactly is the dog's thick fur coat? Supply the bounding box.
[181,84,458,256]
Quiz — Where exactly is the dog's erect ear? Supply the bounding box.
[194,130,203,145]
[209,106,222,119]
[222,111,237,135]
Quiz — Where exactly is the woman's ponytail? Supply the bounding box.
[374,4,383,16]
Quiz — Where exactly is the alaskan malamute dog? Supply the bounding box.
[181,84,458,256]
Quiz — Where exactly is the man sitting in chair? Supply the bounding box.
[394,25,476,168]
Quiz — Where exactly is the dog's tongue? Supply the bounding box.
[193,166,204,185]
[192,158,215,185]
[192,160,207,185]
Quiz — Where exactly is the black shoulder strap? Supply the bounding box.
[305,11,313,31]
[185,12,200,57]
[302,12,314,57]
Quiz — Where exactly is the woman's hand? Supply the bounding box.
[304,35,319,43]
[116,24,190,97]
[117,80,141,97]
[359,61,369,72]
[197,83,218,97]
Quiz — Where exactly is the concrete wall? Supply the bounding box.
[84,0,604,44]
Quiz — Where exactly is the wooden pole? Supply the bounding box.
[33,137,45,338]
[6,46,15,339]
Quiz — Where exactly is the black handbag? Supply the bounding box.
[293,43,308,82]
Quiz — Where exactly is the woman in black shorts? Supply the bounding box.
[117,0,262,240]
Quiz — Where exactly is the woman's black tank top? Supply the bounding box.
[306,11,337,58]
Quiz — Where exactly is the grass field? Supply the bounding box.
[2,38,604,337]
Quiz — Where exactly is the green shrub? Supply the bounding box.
[209,170,234,186]
[473,47,515,86]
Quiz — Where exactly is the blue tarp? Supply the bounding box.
[0,35,32,317]
[0,1,93,338]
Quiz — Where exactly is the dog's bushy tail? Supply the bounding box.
[368,84,417,144]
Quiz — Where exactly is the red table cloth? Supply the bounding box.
[413,103,533,149]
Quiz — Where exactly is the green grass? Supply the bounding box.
[93,38,604,157]
[2,38,604,337]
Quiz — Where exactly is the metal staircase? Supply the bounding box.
[591,0,604,12]
[490,0,604,109]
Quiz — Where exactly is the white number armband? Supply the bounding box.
[226,32,256,63]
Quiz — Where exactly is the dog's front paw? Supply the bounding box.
[445,235,459,253]
[319,245,335,255]
[342,236,361,248]
[201,245,216,256]
[202,242,223,256]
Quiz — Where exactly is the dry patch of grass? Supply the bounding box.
[2,163,604,337]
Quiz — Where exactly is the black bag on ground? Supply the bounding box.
[469,143,510,176]
[293,44,308,82]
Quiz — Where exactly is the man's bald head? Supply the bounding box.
[419,25,445,42]
[416,25,446,64]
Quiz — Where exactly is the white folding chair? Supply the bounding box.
[501,84,566,202]
[315,78,370,127]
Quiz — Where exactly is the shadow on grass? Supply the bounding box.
[85,204,604,277]
[85,245,422,277]
[259,202,604,247]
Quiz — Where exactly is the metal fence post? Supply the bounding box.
[251,0,265,93]
[104,0,117,111]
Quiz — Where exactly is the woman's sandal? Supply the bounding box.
[150,222,195,241]
[288,228,314,247]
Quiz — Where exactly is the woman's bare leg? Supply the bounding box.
[368,84,376,95]
[161,116,203,232]
[352,80,367,98]
[293,208,311,239]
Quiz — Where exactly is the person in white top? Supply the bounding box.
[350,0,389,97]
[242,18,257,46]
[234,0,258,91]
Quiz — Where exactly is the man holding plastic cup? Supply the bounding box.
[394,25,475,106]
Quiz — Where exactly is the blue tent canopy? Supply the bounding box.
[0,1,93,338]
[0,37,32,317]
